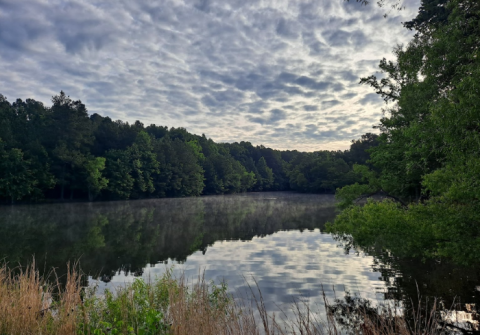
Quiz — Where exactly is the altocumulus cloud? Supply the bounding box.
[0,0,419,151]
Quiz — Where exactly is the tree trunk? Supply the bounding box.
[11,195,14,205]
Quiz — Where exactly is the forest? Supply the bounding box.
[0,92,377,203]
[328,0,480,265]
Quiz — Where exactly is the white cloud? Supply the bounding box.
[0,0,419,151]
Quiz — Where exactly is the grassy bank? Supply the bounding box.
[0,262,452,335]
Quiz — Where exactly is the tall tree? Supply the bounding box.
[332,0,480,265]
[104,149,134,199]
[0,142,37,204]
[47,91,93,199]
[153,137,204,197]
[256,157,274,191]
[128,131,159,198]
[84,157,109,201]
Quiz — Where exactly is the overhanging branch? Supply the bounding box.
[354,189,408,208]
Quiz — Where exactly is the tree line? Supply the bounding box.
[329,0,480,265]
[0,92,377,203]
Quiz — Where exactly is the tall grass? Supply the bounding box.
[0,261,456,335]
[0,261,81,335]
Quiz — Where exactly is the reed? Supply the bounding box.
[0,261,82,335]
[0,261,456,335]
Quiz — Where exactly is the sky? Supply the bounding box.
[0,0,419,151]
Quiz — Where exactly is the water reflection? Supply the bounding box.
[0,193,335,281]
[1,192,479,321]
[124,229,388,316]
[334,234,480,318]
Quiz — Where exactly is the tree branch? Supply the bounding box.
[354,189,408,207]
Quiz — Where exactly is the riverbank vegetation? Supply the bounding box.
[0,91,377,203]
[328,0,480,265]
[0,261,452,335]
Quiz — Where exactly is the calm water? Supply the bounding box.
[1,192,479,316]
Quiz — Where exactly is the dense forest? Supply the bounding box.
[329,0,480,265]
[0,92,377,203]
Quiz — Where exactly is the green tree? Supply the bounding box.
[344,133,379,166]
[105,149,134,199]
[331,0,480,265]
[47,91,93,199]
[0,96,55,200]
[84,157,109,201]
[0,95,13,146]
[257,147,287,190]
[0,89,368,202]
[256,157,274,191]
[0,142,37,204]
[240,171,256,192]
[153,136,204,197]
[128,131,160,198]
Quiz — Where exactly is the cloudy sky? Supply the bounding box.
[0,0,419,151]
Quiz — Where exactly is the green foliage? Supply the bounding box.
[0,142,38,204]
[79,272,231,335]
[202,153,254,194]
[331,0,480,265]
[207,280,230,309]
[105,149,135,199]
[129,132,160,197]
[327,200,435,259]
[287,152,359,194]
[0,90,377,202]
[49,91,93,199]
[241,171,256,192]
[80,275,176,335]
[186,139,205,162]
[84,157,109,201]
[154,137,204,197]
[329,194,480,265]
[346,133,379,166]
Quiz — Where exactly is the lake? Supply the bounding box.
[1,192,479,319]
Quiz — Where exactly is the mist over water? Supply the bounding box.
[1,192,479,317]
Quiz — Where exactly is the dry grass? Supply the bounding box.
[0,261,457,335]
[0,261,82,335]
[167,276,257,335]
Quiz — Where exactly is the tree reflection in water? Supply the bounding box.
[0,193,335,282]
[1,192,479,333]
[332,233,480,334]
